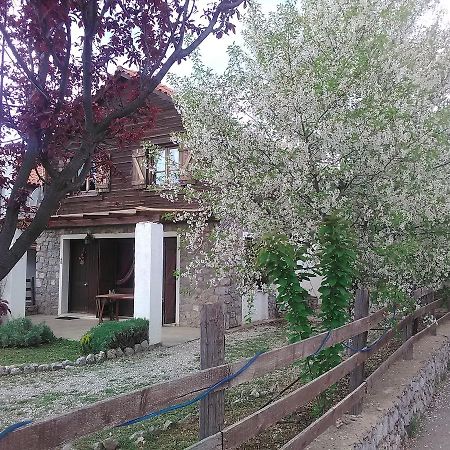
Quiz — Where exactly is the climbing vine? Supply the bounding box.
[257,235,313,342]
[309,215,356,379]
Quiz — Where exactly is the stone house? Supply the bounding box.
[32,68,249,331]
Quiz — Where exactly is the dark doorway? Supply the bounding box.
[68,239,99,314]
[69,238,134,316]
[163,237,177,324]
[98,238,134,317]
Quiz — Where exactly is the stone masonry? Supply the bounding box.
[35,229,60,315]
[35,223,244,327]
[308,320,450,450]
[35,225,135,315]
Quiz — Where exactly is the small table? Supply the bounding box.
[95,293,134,323]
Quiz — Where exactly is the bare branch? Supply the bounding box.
[0,22,49,101]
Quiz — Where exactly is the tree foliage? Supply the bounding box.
[0,0,245,280]
[309,215,356,378]
[257,234,313,342]
[173,0,450,296]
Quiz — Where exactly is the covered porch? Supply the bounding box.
[29,314,200,347]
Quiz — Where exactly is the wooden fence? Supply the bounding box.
[0,292,448,450]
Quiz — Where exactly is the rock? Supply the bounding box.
[163,420,175,430]
[0,366,9,376]
[135,436,145,445]
[140,340,149,350]
[86,354,96,364]
[102,437,119,450]
[62,444,74,450]
[134,343,142,353]
[95,351,106,362]
[65,365,76,370]
[115,348,124,357]
[38,364,50,372]
[106,349,117,359]
[129,431,145,441]
[62,360,73,367]
[75,356,86,366]
[124,347,134,356]
[10,367,22,375]
[52,362,64,371]
[250,389,260,398]
[23,365,36,374]
[92,443,105,450]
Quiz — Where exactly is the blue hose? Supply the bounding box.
[117,351,264,427]
[0,420,32,440]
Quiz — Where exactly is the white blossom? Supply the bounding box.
[170,0,450,294]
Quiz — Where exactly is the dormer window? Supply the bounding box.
[153,147,179,185]
[69,156,110,196]
[78,163,97,192]
[132,143,190,189]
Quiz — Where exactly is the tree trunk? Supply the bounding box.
[0,141,94,281]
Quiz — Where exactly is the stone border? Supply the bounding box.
[307,322,450,450]
[0,340,154,377]
[355,337,450,449]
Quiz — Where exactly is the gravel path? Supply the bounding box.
[408,374,450,449]
[0,324,285,429]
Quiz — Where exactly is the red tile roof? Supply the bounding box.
[115,66,173,96]
[28,166,45,185]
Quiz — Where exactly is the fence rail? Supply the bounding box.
[190,297,446,450]
[0,293,447,450]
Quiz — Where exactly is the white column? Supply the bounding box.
[2,231,27,318]
[134,222,164,345]
[242,290,269,323]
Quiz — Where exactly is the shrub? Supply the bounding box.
[0,318,56,348]
[80,318,149,354]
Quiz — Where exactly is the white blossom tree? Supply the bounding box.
[172,0,450,296]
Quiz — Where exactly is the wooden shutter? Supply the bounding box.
[131,147,147,188]
[178,145,193,183]
[95,156,111,193]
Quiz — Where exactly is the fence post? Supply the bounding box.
[199,302,225,439]
[349,288,369,415]
[404,291,421,360]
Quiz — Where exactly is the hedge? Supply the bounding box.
[80,318,149,354]
[0,318,56,348]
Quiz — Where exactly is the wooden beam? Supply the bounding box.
[0,308,388,450]
[220,334,388,449]
[226,308,388,388]
[0,366,230,450]
[199,303,225,439]
[280,383,367,450]
[349,288,369,415]
[186,434,223,450]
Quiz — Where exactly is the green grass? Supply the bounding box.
[226,327,289,362]
[0,339,81,365]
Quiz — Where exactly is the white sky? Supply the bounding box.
[169,0,450,79]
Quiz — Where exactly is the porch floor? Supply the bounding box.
[29,314,200,346]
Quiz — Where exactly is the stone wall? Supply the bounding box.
[35,229,60,315]
[356,337,450,450]
[35,223,243,327]
[164,222,243,329]
[308,321,450,450]
[35,225,135,315]
[178,272,242,328]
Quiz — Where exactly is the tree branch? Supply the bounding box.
[0,22,49,101]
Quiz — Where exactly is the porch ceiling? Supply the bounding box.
[48,206,202,228]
